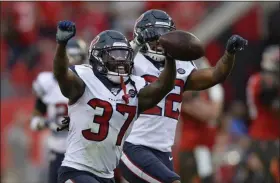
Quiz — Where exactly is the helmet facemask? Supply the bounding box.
[103,47,134,76]
[90,46,134,83]
[139,26,175,62]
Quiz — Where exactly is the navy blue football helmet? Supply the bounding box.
[66,39,87,65]
[89,30,134,83]
[134,9,176,61]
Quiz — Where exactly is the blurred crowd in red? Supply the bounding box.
[0,1,220,97]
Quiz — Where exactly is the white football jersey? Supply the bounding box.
[126,53,196,152]
[62,64,146,178]
[32,72,69,153]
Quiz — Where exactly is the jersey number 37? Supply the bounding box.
[82,98,136,146]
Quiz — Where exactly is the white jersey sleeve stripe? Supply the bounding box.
[121,153,162,183]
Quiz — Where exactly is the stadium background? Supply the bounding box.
[0,1,279,183]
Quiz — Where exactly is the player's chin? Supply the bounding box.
[117,70,127,75]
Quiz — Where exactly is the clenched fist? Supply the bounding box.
[56,20,76,44]
[135,28,160,45]
[226,35,248,54]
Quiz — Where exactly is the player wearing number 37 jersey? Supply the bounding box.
[54,20,176,183]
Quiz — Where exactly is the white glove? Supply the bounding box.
[30,116,46,131]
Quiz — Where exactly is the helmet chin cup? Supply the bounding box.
[107,75,122,84]
[106,71,129,84]
[143,43,166,62]
[144,52,166,62]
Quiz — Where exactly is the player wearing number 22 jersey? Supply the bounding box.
[54,20,176,183]
[119,9,248,183]
[30,39,87,183]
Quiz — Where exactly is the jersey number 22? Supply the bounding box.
[142,75,184,120]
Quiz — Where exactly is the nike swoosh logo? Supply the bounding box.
[169,156,173,161]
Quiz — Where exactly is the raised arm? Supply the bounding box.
[54,21,85,102]
[138,55,176,113]
[185,35,248,91]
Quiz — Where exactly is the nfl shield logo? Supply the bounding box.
[177,68,186,74]
[128,89,136,98]
[111,88,120,95]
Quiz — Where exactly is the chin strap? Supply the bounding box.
[121,76,130,104]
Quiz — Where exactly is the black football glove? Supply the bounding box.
[56,20,76,44]
[226,35,248,54]
[57,116,70,132]
[136,28,160,45]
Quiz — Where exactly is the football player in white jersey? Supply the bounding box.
[30,38,87,183]
[54,21,177,183]
[119,9,248,183]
